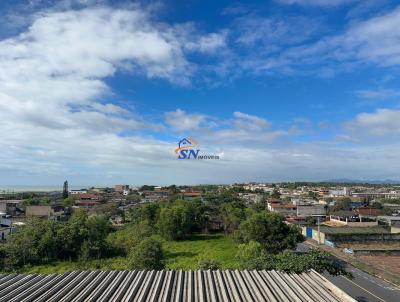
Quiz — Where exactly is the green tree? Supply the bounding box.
[308,191,318,200]
[84,216,111,259]
[90,203,121,220]
[56,209,88,259]
[236,241,264,267]
[204,189,243,205]
[157,202,194,240]
[140,203,160,225]
[237,212,304,254]
[4,225,39,268]
[332,197,352,211]
[219,203,245,234]
[128,238,164,270]
[3,219,59,268]
[128,203,160,225]
[139,185,155,191]
[107,220,153,255]
[271,189,281,199]
[63,196,76,207]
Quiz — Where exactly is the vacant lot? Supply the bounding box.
[17,233,238,274]
[359,255,400,275]
[163,233,239,270]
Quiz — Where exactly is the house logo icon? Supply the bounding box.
[175,138,200,159]
[175,138,220,160]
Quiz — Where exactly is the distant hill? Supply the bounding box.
[323,179,400,185]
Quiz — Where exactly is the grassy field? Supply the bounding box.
[163,233,239,270]
[17,233,239,274]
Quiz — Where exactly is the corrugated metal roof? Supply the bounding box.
[0,269,355,302]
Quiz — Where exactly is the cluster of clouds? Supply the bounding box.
[1,1,400,184]
[221,3,400,78]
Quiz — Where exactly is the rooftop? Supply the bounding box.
[0,270,355,302]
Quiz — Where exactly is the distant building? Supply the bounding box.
[26,205,65,220]
[0,214,11,227]
[183,192,203,201]
[239,193,262,204]
[329,188,347,197]
[297,204,327,217]
[115,185,129,193]
[301,225,398,245]
[0,200,24,216]
[76,194,100,201]
[69,189,88,195]
[267,199,297,216]
[141,190,170,201]
[354,206,379,216]
[0,227,11,240]
[74,201,99,208]
[327,212,378,227]
[378,216,400,227]
[63,180,69,199]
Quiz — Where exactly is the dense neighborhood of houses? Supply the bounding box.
[1,181,400,275]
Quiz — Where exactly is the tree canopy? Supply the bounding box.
[236,212,304,254]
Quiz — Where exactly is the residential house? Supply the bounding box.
[26,205,65,220]
[183,192,203,201]
[267,199,297,216]
[115,185,129,193]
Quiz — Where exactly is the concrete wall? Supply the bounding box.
[391,226,400,233]
[0,228,11,241]
[297,204,327,216]
[352,249,400,256]
[326,233,400,243]
[312,229,325,243]
[0,217,12,227]
[346,221,378,227]
[329,217,378,227]
[26,205,52,217]
[0,203,6,214]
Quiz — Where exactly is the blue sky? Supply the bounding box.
[1,0,400,186]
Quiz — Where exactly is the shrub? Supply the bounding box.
[157,202,195,240]
[237,212,304,254]
[236,247,350,277]
[106,221,153,255]
[236,241,263,266]
[198,259,220,270]
[128,238,164,270]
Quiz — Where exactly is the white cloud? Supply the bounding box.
[345,108,400,137]
[0,8,191,83]
[356,89,400,100]
[234,16,321,47]
[275,0,357,6]
[231,6,400,77]
[2,4,400,185]
[233,111,270,130]
[90,103,130,115]
[165,109,206,131]
[281,7,400,68]
[184,32,227,53]
[0,5,228,184]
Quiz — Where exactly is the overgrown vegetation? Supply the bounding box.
[236,241,350,277]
